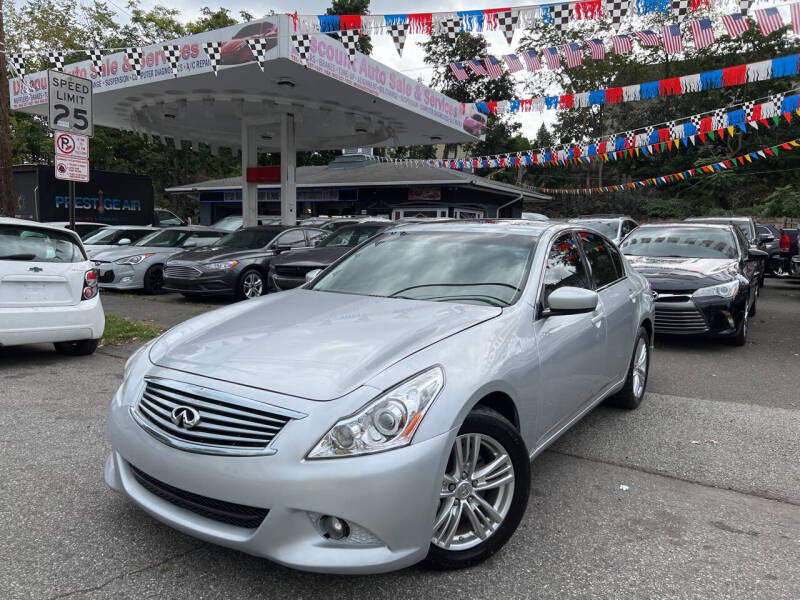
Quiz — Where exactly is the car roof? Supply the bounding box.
[636,222,736,230]
[93,224,156,230]
[685,216,752,222]
[568,217,624,223]
[2,217,84,233]
[390,219,558,237]
[43,221,109,226]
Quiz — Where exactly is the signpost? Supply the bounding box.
[48,71,93,230]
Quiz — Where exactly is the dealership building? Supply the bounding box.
[166,152,549,224]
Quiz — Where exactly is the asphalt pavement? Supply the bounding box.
[1,279,798,599]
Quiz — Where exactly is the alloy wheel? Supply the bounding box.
[432,433,515,551]
[242,272,264,298]
[632,338,648,399]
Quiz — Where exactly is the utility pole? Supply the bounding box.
[0,0,15,217]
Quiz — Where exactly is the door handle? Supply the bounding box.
[591,314,603,328]
[628,291,638,303]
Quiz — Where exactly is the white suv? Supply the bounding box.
[0,217,104,355]
[568,215,639,245]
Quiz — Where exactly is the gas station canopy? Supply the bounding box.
[9,15,482,226]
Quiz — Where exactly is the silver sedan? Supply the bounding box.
[105,220,654,573]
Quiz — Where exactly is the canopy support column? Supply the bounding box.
[280,112,297,226]
[241,120,258,228]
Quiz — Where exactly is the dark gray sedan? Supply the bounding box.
[163,226,326,299]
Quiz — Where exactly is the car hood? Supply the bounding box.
[149,289,501,401]
[625,256,738,291]
[271,247,350,267]
[91,245,177,261]
[168,246,265,264]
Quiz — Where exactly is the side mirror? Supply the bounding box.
[305,268,323,283]
[276,244,293,253]
[748,248,768,260]
[117,238,131,246]
[759,233,775,243]
[545,287,599,316]
[312,238,322,247]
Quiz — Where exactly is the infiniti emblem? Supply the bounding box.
[170,406,201,429]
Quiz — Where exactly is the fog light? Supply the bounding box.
[121,276,133,283]
[721,310,735,328]
[319,515,350,540]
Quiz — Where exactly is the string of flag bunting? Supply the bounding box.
[448,4,795,80]
[463,51,800,115]
[379,89,800,170]
[530,136,800,195]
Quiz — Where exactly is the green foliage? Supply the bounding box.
[760,185,800,217]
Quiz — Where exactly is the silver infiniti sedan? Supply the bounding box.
[105,220,655,574]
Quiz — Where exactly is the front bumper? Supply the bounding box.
[163,272,236,296]
[106,372,454,574]
[0,295,105,345]
[96,263,145,290]
[654,292,747,337]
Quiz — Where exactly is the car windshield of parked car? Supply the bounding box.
[689,219,753,242]
[318,225,384,248]
[572,220,619,238]
[214,227,283,249]
[311,231,535,307]
[211,216,243,232]
[620,227,738,260]
[134,229,195,247]
[0,225,85,262]
[83,228,145,245]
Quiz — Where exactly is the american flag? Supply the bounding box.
[586,39,606,60]
[543,46,561,70]
[449,61,469,81]
[690,18,716,49]
[611,34,633,54]
[522,49,541,71]
[484,55,505,78]
[635,29,660,47]
[754,7,784,36]
[560,43,582,69]
[662,24,683,54]
[792,2,800,34]
[466,59,487,76]
[721,12,750,38]
[503,53,524,73]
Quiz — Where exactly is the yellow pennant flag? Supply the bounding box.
[727,126,735,136]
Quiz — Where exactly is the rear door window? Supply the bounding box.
[0,225,85,262]
[578,231,623,289]
[276,230,308,248]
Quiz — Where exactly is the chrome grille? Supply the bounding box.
[164,265,202,279]
[134,378,304,456]
[654,306,709,334]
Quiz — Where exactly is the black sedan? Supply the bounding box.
[163,225,325,299]
[268,222,391,291]
[620,223,767,346]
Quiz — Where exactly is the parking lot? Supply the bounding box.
[1,278,799,600]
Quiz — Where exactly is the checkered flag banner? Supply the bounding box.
[86,49,103,76]
[126,48,144,79]
[48,50,65,72]
[691,113,702,131]
[340,29,360,63]
[742,100,755,121]
[769,92,785,117]
[387,22,409,56]
[606,0,631,30]
[289,35,311,66]
[496,10,519,45]
[672,0,692,19]
[203,41,223,75]
[246,37,272,71]
[438,18,461,41]
[162,44,181,77]
[543,3,572,33]
[645,125,655,141]
[9,52,25,79]
[712,108,726,129]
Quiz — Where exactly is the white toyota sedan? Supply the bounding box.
[0,217,104,355]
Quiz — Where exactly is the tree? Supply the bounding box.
[326,0,372,55]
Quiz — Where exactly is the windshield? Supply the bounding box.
[83,228,145,245]
[319,226,384,248]
[311,231,536,307]
[0,225,85,262]
[134,229,196,247]
[620,227,738,260]
[688,219,754,241]
[211,216,243,232]
[214,227,282,249]
[572,220,620,238]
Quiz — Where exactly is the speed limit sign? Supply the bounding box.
[48,70,93,138]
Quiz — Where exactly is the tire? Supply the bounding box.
[605,326,650,410]
[142,265,164,294]
[729,308,748,347]
[424,406,530,571]
[237,269,265,300]
[54,339,99,356]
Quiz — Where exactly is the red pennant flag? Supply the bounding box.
[724,160,732,168]
[785,112,792,124]
[765,147,775,156]
[698,132,706,143]
[738,156,744,164]
[760,118,769,127]
[782,142,792,150]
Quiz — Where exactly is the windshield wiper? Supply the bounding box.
[0,254,36,260]
[388,282,520,298]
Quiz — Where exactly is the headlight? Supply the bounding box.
[307,366,445,459]
[692,280,739,298]
[123,340,153,380]
[114,253,154,265]
[201,260,239,271]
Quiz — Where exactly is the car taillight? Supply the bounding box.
[780,233,790,251]
[83,269,98,301]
